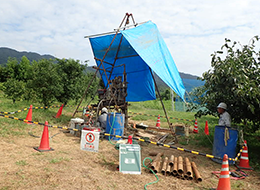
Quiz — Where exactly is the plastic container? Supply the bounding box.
[70,118,84,135]
[105,113,125,141]
[212,125,238,164]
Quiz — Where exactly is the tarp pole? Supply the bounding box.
[149,68,171,128]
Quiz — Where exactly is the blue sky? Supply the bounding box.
[0,0,259,76]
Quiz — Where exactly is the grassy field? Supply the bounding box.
[1,96,260,189]
[0,97,258,168]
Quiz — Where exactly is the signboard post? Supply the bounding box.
[80,130,100,152]
[119,144,141,174]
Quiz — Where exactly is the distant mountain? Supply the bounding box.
[0,47,56,65]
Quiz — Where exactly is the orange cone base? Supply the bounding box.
[33,147,54,152]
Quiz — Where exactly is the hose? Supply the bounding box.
[108,112,116,145]
[142,157,159,190]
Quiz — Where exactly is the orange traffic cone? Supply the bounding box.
[156,115,161,128]
[237,140,253,170]
[217,154,231,190]
[34,121,54,152]
[204,121,209,135]
[25,105,33,124]
[193,119,198,133]
[55,104,64,118]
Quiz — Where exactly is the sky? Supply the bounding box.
[1,0,259,77]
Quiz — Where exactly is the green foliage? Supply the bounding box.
[191,36,260,133]
[0,56,102,106]
[55,59,86,104]
[161,88,171,100]
[3,78,25,103]
[30,59,63,107]
[5,57,19,79]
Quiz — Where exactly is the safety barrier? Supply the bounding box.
[2,107,194,123]
[0,104,82,115]
[0,113,243,162]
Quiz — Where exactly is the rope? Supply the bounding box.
[224,127,230,146]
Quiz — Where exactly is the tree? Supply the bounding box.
[3,78,25,103]
[191,36,260,134]
[161,88,171,100]
[5,57,19,79]
[55,59,87,105]
[30,59,63,107]
[17,56,33,81]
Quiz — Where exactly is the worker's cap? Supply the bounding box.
[101,107,108,113]
[217,102,227,110]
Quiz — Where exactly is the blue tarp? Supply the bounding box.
[89,21,185,102]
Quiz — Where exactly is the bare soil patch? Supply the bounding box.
[0,125,259,190]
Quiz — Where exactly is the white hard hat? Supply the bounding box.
[217,102,227,110]
[101,107,108,113]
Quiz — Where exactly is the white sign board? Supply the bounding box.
[119,144,141,174]
[80,130,100,152]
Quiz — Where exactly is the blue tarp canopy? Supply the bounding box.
[89,21,185,102]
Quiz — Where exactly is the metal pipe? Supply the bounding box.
[185,157,192,176]
[151,159,158,171]
[154,157,162,173]
[151,152,163,170]
[169,155,174,167]
[191,162,202,182]
[172,156,178,174]
[161,157,168,175]
[84,21,148,38]
[166,161,172,176]
[178,156,184,174]
[149,68,171,128]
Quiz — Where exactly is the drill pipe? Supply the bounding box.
[154,157,162,173]
[185,157,192,176]
[151,152,163,170]
[166,161,172,175]
[171,156,178,174]
[191,161,202,182]
[169,155,174,167]
[178,156,184,174]
[151,159,159,173]
[184,164,189,179]
[161,157,168,175]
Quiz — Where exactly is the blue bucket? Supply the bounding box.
[212,125,238,164]
[105,113,125,141]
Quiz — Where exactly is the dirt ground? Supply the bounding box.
[0,125,260,190]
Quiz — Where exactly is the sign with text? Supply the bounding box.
[119,144,141,174]
[80,130,100,152]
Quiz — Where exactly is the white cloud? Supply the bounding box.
[0,0,259,76]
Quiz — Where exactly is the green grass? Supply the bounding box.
[49,157,70,164]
